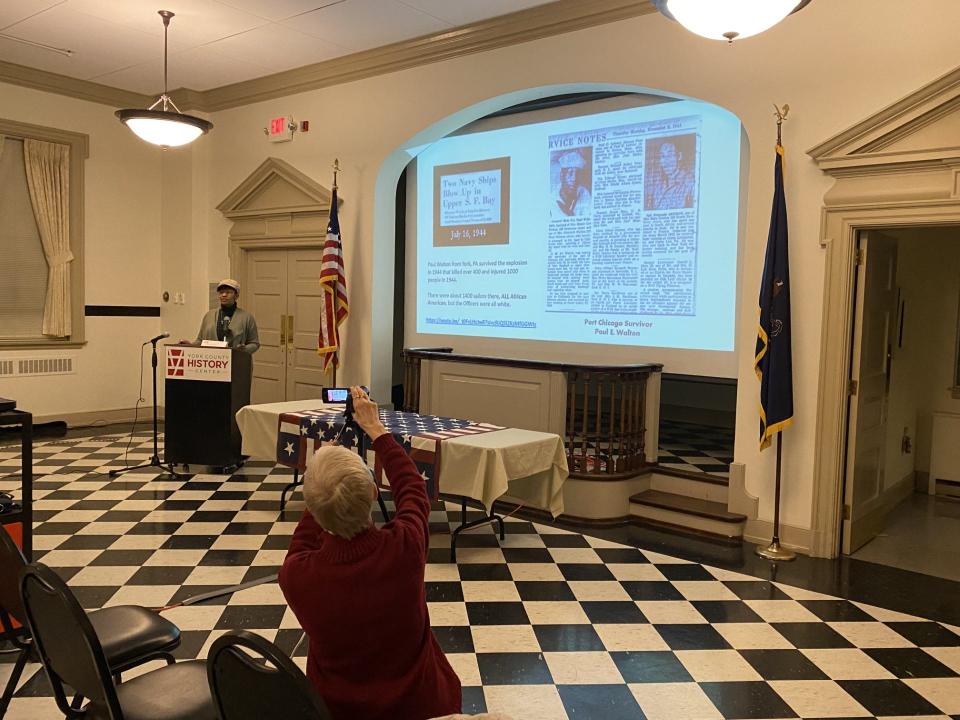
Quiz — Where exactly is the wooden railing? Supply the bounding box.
[401,348,662,479]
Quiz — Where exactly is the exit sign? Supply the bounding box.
[268,115,294,142]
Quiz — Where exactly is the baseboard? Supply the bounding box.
[515,472,651,521]
[493,500,632,528]
[494,499,743,543]
[728,462,811,554]
[743,519,813,553]
[888,472,916,507]
[33,406,166,428]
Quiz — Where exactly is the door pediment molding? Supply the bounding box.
[807,64,960,560]
[808,66,960,177]
[217,157,335,219]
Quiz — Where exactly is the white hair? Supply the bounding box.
[303,445,375,539]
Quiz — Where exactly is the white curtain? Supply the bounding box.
[24,138,72,337]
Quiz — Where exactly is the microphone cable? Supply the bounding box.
[120,341,149,469]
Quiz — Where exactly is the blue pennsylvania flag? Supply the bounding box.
[755,144,794,450]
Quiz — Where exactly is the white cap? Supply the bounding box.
[217,278,240,292]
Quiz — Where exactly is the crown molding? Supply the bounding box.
[1,0,656,114]
[191,0,656,112]
[0,58,152,109]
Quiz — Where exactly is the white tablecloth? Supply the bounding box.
[236,401,568,517]
[439,428,567,517]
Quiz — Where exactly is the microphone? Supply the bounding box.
[147,332,170,344]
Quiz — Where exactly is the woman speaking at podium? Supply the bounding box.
[195,278,260,353]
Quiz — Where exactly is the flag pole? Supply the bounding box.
[330,158,340,388]
[756,104,796,562]
[757,432,795,560]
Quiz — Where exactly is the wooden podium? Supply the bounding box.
[164,345,251,467]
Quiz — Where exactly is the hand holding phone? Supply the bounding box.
[349,386,387,442]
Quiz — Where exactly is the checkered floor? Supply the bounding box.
[3,433,960,719]
[658,420,733,479]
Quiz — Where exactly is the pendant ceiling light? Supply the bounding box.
[653,0,812,42]
[116,10,212,147]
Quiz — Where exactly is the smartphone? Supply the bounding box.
[322,386,369,404]
[322,388,349,403]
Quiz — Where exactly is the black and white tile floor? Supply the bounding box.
[657,420,734,479]
[2,433,960,719]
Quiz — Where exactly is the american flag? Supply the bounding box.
[276,409,504,499]
[318,187,348,370]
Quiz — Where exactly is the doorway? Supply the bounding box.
[216,157,338,405]
[842,226,960,579]
[243,248,331,404]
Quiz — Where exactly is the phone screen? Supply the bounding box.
[324,388,349,403]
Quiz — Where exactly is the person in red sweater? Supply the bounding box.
[279,386,462,720]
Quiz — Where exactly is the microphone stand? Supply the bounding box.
[110,335,181,478]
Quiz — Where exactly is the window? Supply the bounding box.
[0,138,47,337]
[0,119,88,347]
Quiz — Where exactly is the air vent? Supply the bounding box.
[2,356,75,378]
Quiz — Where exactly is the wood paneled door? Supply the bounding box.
[244,248,330,404]
[843,231,899,554]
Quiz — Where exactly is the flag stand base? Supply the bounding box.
[756,436,795,562]
[755,539,796,561]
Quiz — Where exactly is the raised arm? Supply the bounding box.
[351,387,430,549]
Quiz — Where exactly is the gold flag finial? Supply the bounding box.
[773,104,789,145]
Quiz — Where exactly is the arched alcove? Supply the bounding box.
[367,83,748,403]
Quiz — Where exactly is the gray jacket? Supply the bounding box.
[196,306,260,353]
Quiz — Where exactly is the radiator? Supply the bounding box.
[0,356,75,378]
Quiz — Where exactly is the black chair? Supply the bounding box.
[19,563,216,720]
[0,535,32,717]
[0,529,181,714]
[207,630,332,720]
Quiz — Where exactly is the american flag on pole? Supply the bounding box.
[318,187,348,370]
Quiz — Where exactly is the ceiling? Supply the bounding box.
[0,0,559,95]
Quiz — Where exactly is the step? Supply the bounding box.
[654,465,730,486]
[629,490,746,540]
[651,469,729,504]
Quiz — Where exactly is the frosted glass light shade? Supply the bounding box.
[656,0,806,41]
[115,109,212,148]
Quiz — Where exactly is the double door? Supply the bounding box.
[244,248,331,404]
